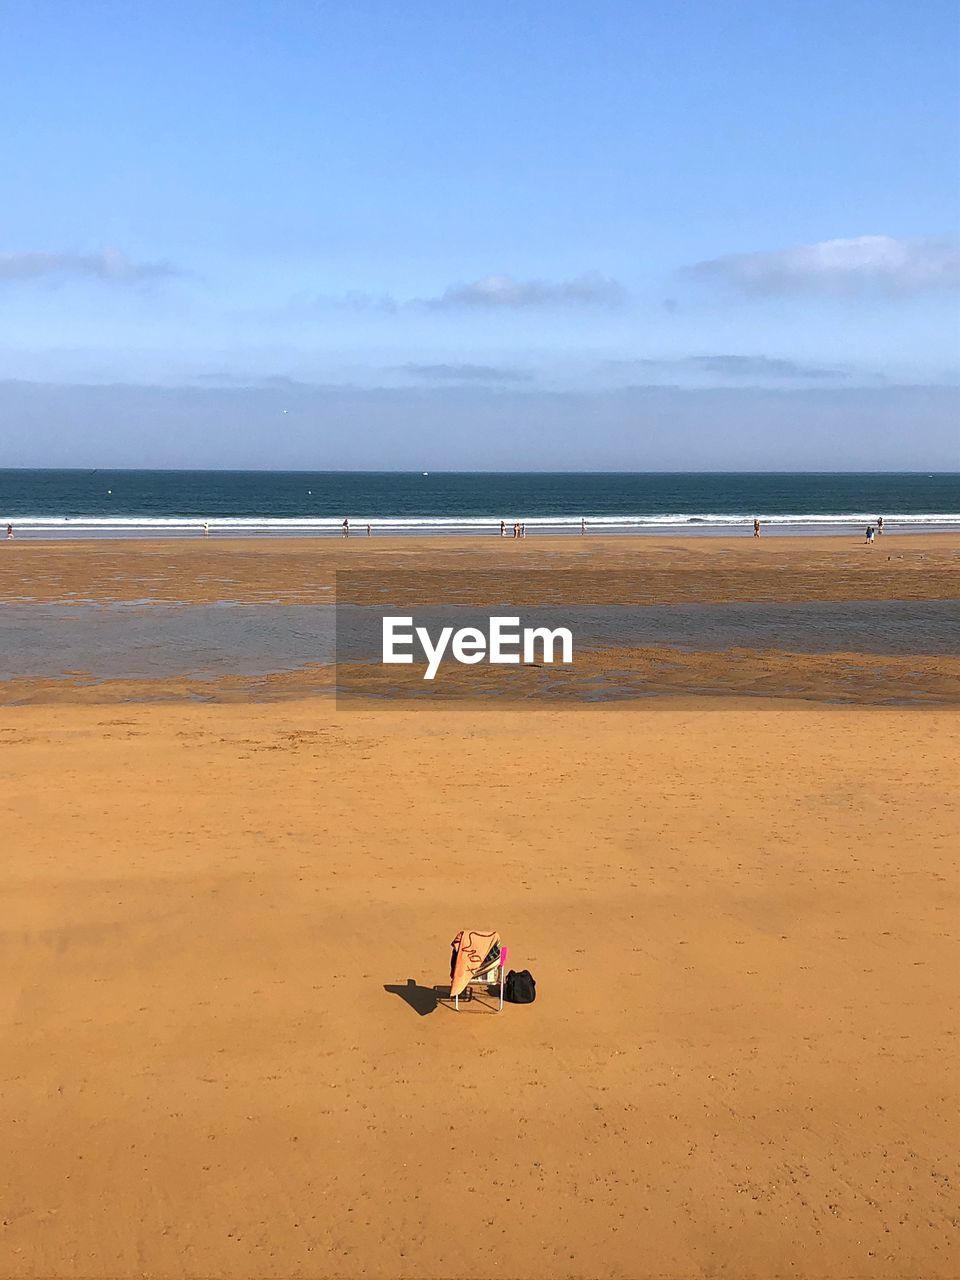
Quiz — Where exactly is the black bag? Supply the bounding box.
[504,969,536,1004]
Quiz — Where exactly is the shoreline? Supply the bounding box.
[6,521,960,541]
[6,529,960,543]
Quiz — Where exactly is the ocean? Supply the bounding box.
[1,470,959,537]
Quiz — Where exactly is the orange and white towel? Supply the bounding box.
[450,930,501,997]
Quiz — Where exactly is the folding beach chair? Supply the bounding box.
[449,930,508,1011]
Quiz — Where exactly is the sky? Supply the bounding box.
[1,0,958,469]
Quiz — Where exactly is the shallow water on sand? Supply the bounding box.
[1,599,958,681]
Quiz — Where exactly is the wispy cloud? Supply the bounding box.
[283,273,624,315]
[193,372,313,389]
[398,362,532,383]
[0,249,181,283]
[609,354,849,381]
[688,235,960,296]
[690,355,845,379]
[423,272,625,309]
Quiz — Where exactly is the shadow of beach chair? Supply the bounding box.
[383,979,439,1016]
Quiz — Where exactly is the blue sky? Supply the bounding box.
[0,0,958,467]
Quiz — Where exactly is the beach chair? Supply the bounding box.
[449,930,508,1011]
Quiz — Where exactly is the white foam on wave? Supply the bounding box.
[10,511,960,533]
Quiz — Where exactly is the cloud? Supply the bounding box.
[692,355,843,379]
[398,362,532,383]
[280,273,625,315]
[692,355,847,379]
[423,272,625,309]
[0,249,180,283]
[608,354,848,381]
[194,372,312,389]
[688,235,960,296]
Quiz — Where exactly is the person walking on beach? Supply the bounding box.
[202,522,209,537]
[500,520,506,538]
[753,518,761,538]
[5,523,12,540]
[342,518,350,538]
[581,517,586,536]
[877,516,884,536]
[366,524,372,537]
[865,525,875,544]
[520,522,526,538]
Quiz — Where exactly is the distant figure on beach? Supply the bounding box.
[520,523,526,538]
[366,524,372,537]
[5,523,12,540]
[581,518,586,535]
[877,516,884,536]
[753,518,761,538]
[512,522,519,539]
[342,518,350,538]
[202,522,209,537]
[500,520,506,537]
[865,525,875,544]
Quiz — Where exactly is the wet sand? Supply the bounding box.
[2,533,958,707]
[2,599,959,704]
[5,646,960,709]
[2,531,958,605]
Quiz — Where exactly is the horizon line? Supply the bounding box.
[1,467,959,477]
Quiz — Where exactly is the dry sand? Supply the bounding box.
[2,536,958,1278]
[3,697,958,1278]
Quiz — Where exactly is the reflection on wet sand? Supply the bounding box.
[1,536,957,704]
[4,647,960,707]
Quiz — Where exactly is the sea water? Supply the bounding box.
[2,470,959,538]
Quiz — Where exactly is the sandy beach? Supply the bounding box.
[2,532,959,605]
[3,537,959,1278]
